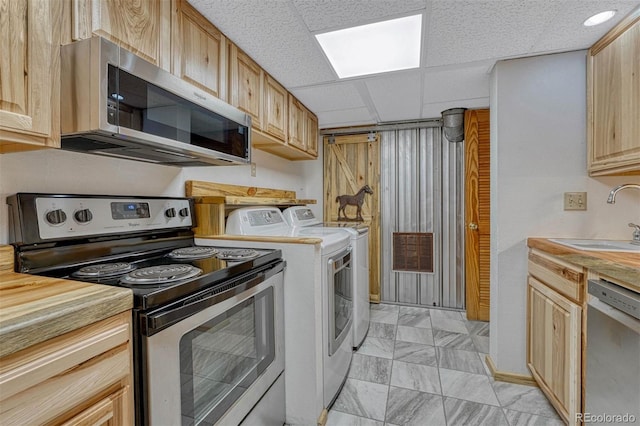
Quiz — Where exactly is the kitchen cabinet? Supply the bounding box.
[171,0,227,100]
[587,8,640,176]
[263,74,288,141]
[0,311,133,425]
[305,106,319,156]
[288,95,306,151]
[229,43,264,131]
[527,249,584,425]
[71,0,171,71]
[0,0,61,153]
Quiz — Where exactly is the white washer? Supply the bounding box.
[197,207,353,425]
[283,206,370,348]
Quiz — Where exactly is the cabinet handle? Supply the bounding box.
[469,222,478,230]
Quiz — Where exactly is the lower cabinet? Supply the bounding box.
[0,312,133,425]
[527,249,585,425]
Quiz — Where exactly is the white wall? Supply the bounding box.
[0,146,324,244]
[490,50,640,375]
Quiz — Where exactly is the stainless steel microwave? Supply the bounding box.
[60,37,251,167]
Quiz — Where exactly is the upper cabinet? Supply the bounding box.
[72,0,171,70]
[0,0,61,153]
[171,0,227,101]
[587,8,640,176]
[229,44,318,160]
[229,44,264,131]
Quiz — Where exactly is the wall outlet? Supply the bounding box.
[251,163,256,177]
[564,192,587,210]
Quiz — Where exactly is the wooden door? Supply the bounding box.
[171,0,227,100]
[72,0,171,70]
[229,44,263,131]
[263,74,287,140]
[0,0,61,152]
[527,276,581,424]
[464,109,491,321]
[324,134,381,302]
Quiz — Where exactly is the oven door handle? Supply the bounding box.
[143,261,282,335]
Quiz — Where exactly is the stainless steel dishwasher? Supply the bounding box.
[584,279,640,424]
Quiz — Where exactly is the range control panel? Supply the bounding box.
[32,195,193,241]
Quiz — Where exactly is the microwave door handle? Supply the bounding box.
[144,272,266,335]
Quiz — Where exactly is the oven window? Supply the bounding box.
[179,287,274,426]
[333,261,353,343]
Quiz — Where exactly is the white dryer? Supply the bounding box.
[198,207,353,425]
[283,206,370,348]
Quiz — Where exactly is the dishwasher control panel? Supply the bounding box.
[588,279,639,320]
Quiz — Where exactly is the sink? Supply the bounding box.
[549,239,640,253]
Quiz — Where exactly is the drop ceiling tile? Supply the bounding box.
[421,98,489,120]
[423,63,491,104]
[531,1,639,52]
[317,108,376,128]
[424,1,561,67]
[290,83,366,113]
[292,0,427,32]
[365,71,423,122]
[189,0,335,87]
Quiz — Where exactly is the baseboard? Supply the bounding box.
[369,294,380,303]
[485,355,538,387]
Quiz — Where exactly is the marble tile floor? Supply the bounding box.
[327,304,563,426]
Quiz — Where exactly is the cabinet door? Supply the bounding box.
[527,276,581,425]
[305,108,318,156]
[229,44,263,130]
[263,74,287,141]
[0,0,60,150]
[72,0,171,70]
[588,19,640,175]
[288,95,306,151]
[171,0,226,100]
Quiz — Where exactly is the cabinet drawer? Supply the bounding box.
[528,250,584,303]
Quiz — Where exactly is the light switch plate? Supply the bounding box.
[564,192,587,210]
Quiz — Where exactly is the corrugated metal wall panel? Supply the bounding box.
[380,127,464,309]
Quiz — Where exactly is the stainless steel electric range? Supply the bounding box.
[8,193,286,426]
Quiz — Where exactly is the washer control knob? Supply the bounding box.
[178,208,189,218]
[74,209,93,223]
[165,208,177,218]
[45,209,67,225]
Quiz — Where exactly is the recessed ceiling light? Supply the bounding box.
[315,14,422,79]
[583,10,616,27]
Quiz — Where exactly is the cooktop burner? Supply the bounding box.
[120,264,202,285]
[216,249,260,261]
[168,246,219,260]
[72,262,136,278]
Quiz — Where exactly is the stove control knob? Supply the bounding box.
[178,208,189,218]
[45,209,67,225]
[74,208,93,223]
[165,208,177,218]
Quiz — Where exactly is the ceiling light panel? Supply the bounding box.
[583,10,616,26]
[316,14,422,79]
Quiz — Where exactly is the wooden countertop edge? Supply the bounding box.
[0,272,133,358]
[527,238,640,293]
[196,234,323,244]
[527,238,640,268]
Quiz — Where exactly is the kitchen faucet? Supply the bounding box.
[606,183,640,203]
[606,183,640,245]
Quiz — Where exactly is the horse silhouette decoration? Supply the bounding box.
[336,185,374,221]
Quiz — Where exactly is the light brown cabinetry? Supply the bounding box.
[263,74,288,141]
[0,312,133,425]
[72,0,171,70]
[171,0,227,100]
[527,250,584,425]
[0,0,61,153]
[229,43,264,131]
[306,108,319,156]
[288,95,306,151]
[587,8,640,176]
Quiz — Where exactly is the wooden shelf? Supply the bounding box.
[193,196,316,206]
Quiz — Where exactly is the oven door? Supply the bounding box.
[141,262,284,426]
[328,248,353,356]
